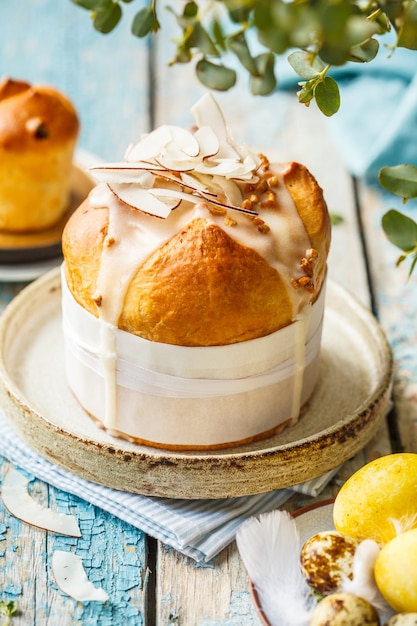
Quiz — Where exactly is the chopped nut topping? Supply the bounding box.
[105,236,116,247]
[267,175,279,188]
[255,179,268,193]
[260,191,276,208]
[249,194,259,205]
[208,204,227,216]
[244,183,255,193]
[241,198,253,211]
[258,153,270,171]
[257,222,270,234]
[224,215,237,227]
[93,295,103,307]
[306,248,319,262]
[300,257,314,277]
[291,276,314,292]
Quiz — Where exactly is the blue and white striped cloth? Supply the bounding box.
[0,413,337,562]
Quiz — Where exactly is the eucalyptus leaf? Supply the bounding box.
[191,22,219,56]
[410,253,417,275]
[228,32,258,75]
[288,51,325,79]
[183,1,198,19]
[131,7,159,38]
[196,59,236,90]
[250,52,276,95]
[379,164,417,199]
[397,0,417,49]
[93,2,122,34]
[349,38,379,63]
[212,19,227,52]
[71,0,99,9]
[297,80,315,105]
[314,76,340,116]
[382,209,417,252]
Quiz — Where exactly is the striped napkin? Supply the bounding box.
[0,413,337,562]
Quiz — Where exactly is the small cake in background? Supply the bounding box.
[61,93,331,450]
[0,77,79,232]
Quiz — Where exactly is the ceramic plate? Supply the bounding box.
[0,152,96,280]
[250,500,335,626]
[0,270,392,499]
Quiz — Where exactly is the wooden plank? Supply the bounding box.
[0,458,149,625]
[356,180,417,453]
[0,1,150,161]
[156,543,259,625]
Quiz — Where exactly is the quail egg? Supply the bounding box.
[384,615,417,625]
[300,531,359,595]
[310,592,380,626]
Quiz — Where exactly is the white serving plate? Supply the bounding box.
[0,270,392,499]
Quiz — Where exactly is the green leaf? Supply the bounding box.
[379,164,417,199]
[288,51,325,80]
[93,2,122,33]
[196,59,236,91]
[71,0,99,9]
[297,80,315,105]
[410,252,417,275]
[382,209,417,252]
[314,76,340,116]
[170,42,192,64]
[397,0,417,49]
[190,22,219,56]
[211,19,227,52]
[228,32,258,75]
[183,1,198,19]
[250,52,276,95]
[349,37,379,63]
[330,212,344,226]
[131,7,160,37]
[0,599,17,617]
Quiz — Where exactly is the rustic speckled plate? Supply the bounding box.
[0,269,392,499]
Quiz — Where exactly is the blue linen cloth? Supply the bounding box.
[0,412,337,563]
[276,36,417,185]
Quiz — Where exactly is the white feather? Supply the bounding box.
[236,510,317,626]
[340,539,395,623]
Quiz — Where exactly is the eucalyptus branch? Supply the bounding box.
[70,0,417,275]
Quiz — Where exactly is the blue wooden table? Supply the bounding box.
[0,3,416,624]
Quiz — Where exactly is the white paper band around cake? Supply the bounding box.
[61,265,326,449]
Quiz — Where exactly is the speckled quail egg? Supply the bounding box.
[384,615,417,626]
[310,592,380,626]
[300,531,359,595]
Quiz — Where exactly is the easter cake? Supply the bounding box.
[61,93,331,450]
[0,77,79,233]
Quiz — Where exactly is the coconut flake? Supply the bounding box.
[108,183,174,217]
[1,466,81,537]
[194,125,220,158]
[90,165,156,186]
[191,92,228,143]
[92,93,262,218]
[52,550,109,602]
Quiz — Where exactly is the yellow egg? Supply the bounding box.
[333,453,417,544]
[374,528,417,612]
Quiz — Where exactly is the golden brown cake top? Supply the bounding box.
[63,94,331,346]
[0,77,79,151]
